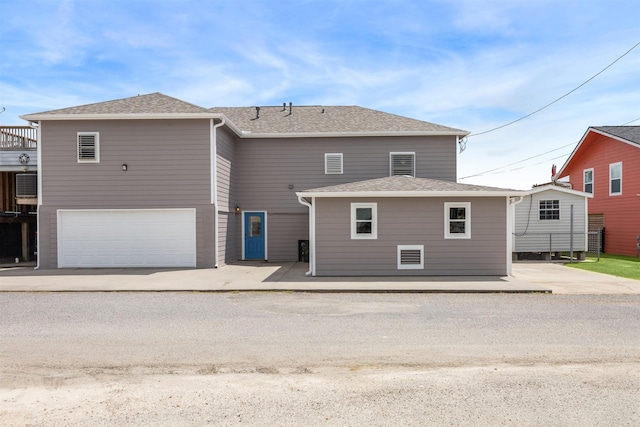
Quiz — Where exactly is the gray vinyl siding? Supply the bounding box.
[40,120,211,205]
[216,126,236,213]
[265,213,308,261]
[235,135,456,212]
[38,119,215,268]
[235,135,456,261]
[216,127,238,265]
[314,197,507,276]
[514,190,588,252]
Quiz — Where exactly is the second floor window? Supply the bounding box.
[583,168,593,194]
[610,162,622,195]
[390,152,415,177]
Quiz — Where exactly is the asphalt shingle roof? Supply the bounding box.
[592,126,640,145]
[25,93,210,116]
[210,105,466,135]
[301,175,518,194]
[22,93,467,136]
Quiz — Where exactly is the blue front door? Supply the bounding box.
[244,212,265,259]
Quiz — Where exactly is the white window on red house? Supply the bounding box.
[609,162,622,195]
[583,168,593,194]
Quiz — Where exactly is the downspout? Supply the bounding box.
[507,196,525,276]
[30,121,41,270]
[297,195,315,276]
[211,117,225,268]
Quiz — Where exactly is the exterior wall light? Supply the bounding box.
[122,163,128,171]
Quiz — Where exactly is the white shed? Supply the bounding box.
[513,184,592,260]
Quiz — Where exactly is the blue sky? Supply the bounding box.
[1,0,639,189]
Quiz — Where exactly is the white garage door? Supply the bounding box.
[57,209,197,268]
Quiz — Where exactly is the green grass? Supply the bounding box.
[567,254,640,280]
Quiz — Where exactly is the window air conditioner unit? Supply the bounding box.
[16,174,38,198]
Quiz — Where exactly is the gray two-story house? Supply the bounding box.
[21,93,522,276]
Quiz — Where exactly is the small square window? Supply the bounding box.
[444,202,471,239]
[539,200,560,220]
[351,203,377,239]
[77,132,100,163]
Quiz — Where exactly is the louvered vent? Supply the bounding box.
[397,245,424,270]
[390,153,415,176]
[77,133,98,161]
[16,174,37,197]
[400,249,421,265]
[325,153,343,174]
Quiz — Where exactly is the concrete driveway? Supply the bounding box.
[0,261,638,294]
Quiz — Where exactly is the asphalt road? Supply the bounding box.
[1,292,639,425]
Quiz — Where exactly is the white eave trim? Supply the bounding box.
[296,190,524,198]
[237,130,470,139]
[525,184,594,198]
[20,113,222,121]
[554,126,640,180]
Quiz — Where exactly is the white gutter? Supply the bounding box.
[237,130,469,139]
[29,121,41,270]
[297,195,315,276]
[211,117,226,268]
[298,190,526,198]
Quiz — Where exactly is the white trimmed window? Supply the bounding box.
[583,168,593,194]
[77,132,99,163]
[444,202,471,239]
[325,153,343,174]
[390,152,415,176]
[609,162,622,195]
[397,245,424,270]
[539,200,560,220]
[351,203,377,239]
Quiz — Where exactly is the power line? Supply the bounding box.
[468,40,640,138]
[459,142,576,179]
[460,116,640,180]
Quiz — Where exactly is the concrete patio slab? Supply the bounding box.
[0,261,549,293]
[1,261,638,294]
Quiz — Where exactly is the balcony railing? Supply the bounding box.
[0,126,37,150]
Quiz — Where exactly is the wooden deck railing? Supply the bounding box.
[0,126,37,150]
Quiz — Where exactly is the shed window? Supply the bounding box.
[397,245,424,270]
[583,168,593,194]
[351,203,377,239]
[539,200,560,220]
[609,162,621,195]
[325,153,343,174]
[77,132,99,163]
[390,152,415,176]
[444,202,471,239]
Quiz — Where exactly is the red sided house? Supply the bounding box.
[554,126,640,256]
